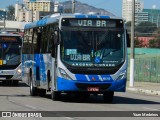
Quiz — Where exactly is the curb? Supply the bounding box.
[127,87,160,96]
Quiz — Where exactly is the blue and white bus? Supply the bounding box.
[0,32,22,85]
[22,13,129,102]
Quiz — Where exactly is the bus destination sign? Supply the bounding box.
[0,37,18,42]
[62,18,123,28]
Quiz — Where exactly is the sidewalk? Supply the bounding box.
[126,81,160,96]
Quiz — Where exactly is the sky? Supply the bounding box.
[0,0,160,17]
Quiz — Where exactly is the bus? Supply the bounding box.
[0,32,22,85]
[22,13,129,102]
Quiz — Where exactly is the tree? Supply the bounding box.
[135,22,157,36]
[150,28,160,48]
[148,39,157,48]
[134,34,144,47]
[6,5,15,20]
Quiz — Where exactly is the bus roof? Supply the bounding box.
[24,13,124,30]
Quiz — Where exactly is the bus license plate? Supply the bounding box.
[87,87,99,92]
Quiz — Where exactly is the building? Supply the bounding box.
[122,0,144,22]
[15,0,55,22]
[23,0,54,12]
[0,20,29,32]
[135,11,148,25]
[143,9,160,27]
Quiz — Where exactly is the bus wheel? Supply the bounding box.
[51,91,61,101]
[30,77,37,96]
[39,89,46,97]
[103,91,114,103]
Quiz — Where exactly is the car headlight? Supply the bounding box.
[116,70,127,80]
[59,68,72,80]
[17,69,22,74]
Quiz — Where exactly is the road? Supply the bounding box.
[0,82,159,120]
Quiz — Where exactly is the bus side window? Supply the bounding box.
[33,29,41,53]
[23,30,28,54]
[41,26,49,53]
[32,29,38,53]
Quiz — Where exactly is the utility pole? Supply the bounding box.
[3,9,6,31]
[72,0,75,13]
[130,0,135,87]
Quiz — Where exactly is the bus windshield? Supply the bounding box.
[0,36,22,67]
[0,43,21,65]
[60,29,125,68]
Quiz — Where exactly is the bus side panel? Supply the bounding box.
[34,54,52,89]
[22,54,30,85]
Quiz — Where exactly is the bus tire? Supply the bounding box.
[103,91,114,103]
[39,89,46,97]
[51,91,61,101]
[30,76,37,96]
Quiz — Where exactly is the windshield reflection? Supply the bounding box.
[60,29,124,67]
[0,43,21,65]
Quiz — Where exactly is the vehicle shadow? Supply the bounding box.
[44,94,160,104]
[0,81,29,87]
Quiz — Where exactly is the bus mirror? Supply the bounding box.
[126,30,130,47]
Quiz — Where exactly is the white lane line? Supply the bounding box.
[143,107,159,111]
[64,117,74,120]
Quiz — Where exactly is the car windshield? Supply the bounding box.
[60,29,125,67]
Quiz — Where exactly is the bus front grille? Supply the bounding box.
[75,83,111,91]
[0,75,13,79]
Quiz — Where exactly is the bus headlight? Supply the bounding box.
[59,68,72,80]
[116,70,127,80]
[17,69,22,74]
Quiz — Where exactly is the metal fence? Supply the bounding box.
[128,56,160,83]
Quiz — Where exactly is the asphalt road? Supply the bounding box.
[0,81,159,120]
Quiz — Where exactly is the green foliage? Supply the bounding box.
[149,39,157,48]
[151,28,160,47]
[135,37,143,47]
[136,21,157,35]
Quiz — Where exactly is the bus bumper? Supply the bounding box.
[57,77,126,92]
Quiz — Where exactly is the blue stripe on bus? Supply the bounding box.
[40,54,46,81]
[87,15,98,18]
[75,74,88,81]
[75,74,113,82]
[36,18,47,27]
[99,15,110,19]
[75,15,86,18]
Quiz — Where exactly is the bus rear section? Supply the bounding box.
[0,33,22,85]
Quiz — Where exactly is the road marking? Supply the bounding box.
[24,105,37,109]
[64,117,74,120]
[143,107,159,111]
